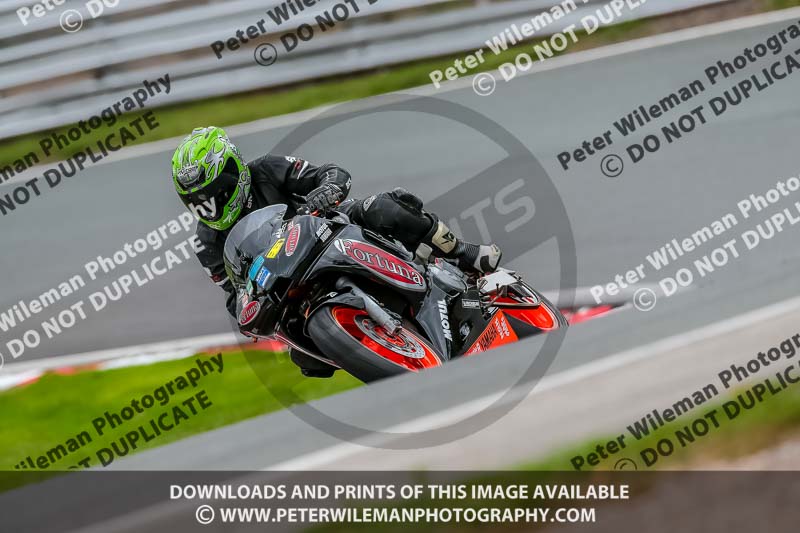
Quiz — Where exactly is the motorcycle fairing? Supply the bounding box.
[303,225,427,297]
[452,276,561,357]
[463,311,519,355]
[413,282,454,361]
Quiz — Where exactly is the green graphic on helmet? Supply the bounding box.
[172,127,251,230]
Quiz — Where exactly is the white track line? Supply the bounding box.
[0,332,240,375]
[268,292,800,470]
[0,283,627,376]
[4,5,800,188]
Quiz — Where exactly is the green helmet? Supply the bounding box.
[172,127,251,231]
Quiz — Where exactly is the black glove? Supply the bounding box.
[304,183,344,214]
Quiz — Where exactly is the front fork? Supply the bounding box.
[334,277,402,335]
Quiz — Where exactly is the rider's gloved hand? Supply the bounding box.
[305,183,344,215]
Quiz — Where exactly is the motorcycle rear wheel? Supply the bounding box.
[307,305,443,383]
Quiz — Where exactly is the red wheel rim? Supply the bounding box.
[330,307,442,372]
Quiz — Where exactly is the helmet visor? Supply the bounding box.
[178,163,240,223]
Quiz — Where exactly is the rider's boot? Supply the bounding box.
[416,216,502,274]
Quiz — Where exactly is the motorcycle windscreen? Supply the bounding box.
[223,204,288,288]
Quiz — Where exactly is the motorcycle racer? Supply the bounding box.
[172,126,502,376]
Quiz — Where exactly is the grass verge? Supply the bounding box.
[304,378,800,533]
[1,349,361,472]
[520,379,800,471]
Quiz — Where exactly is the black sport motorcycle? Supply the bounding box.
[224,204,567,383]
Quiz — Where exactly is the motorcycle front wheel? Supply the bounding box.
[307,305,443,383]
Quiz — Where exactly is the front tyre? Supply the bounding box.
[307,305,443,383]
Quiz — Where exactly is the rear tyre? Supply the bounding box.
[307,305,443,383]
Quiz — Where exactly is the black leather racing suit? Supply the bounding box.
[194,154,436,375]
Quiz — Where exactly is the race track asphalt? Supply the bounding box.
[2,9,800,467]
